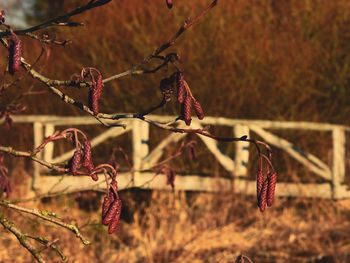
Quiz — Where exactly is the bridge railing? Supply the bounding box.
[8,115,350,199]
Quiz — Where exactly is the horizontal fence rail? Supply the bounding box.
[4,115,350,199]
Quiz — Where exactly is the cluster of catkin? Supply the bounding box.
[256,156,277,212]
[102,180,122,234]
[160,71,204,126]
[176,71,204,125]
[68,138,97,181]
[78,68,104,115]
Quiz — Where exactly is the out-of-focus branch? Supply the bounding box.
[0,0,111,38]
[0,146,66,172]
[0,0,217,89]
[0,213,45,263]
[0,200,90,245]
[102,0,219,84]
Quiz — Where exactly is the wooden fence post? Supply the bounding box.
[43,124,55,162]
[332,127,346,199]
[132,120,150,186]
[233,125,250,177]
[32,122,43,191]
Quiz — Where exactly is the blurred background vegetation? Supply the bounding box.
[1,0,350,262]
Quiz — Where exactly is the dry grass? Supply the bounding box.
[1,187,350,262]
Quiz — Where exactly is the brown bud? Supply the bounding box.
[258,179,268,212]
[182,95,192,126]
[160,77,174,102]
[166,169,176,189]
[8,32,22,75]
[90,172,98,181]
[266,172,277,207]
[108,199,122,234]
[193,99,204,120]
[166,0,173,9]
[176,72,185,104]
[69,150,82,175]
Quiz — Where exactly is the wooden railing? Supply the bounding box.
[8,115,350,199]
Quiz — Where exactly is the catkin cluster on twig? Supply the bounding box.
[102,180,122,234]
[256,156,277,212]
[159,71,204,126]
[175,71,204,125]
[79,68,104,115]
[68,137,97,180]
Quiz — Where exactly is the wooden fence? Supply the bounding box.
[8,115,350,199]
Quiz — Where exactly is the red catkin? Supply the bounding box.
[8,32,22,75]
[70,150,82,175]
[266,172,277,207]
[166,0,173,9]
[96,73,103,99]
[82,139,94,172]
[88,71,103,115]
[89,84,99,115]
[183,95,192,126]
[102,180,119,224]
[108,199,122,234]
[176,72,185,104]
[102,193,114,224]
[102,198,120,226]
[193,99,204,120]
[258,179,268,212]
[256,169,264,201]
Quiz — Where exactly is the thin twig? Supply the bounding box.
[0,200,90,245]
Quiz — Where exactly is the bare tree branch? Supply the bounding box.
[0,200,90,245]
[0,213,46,263]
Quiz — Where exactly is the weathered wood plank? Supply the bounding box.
[34,173,232,194]
[250,125,332,180]
[132,120,150,186]
[43,124,55,162]
[233,125,250,177]
[51,126,132,163]
[142,132,187,170]
[9,115,350,132]
[193,122,235,172]
[234,179,332,199]
[33,122,44,190]
[332,127,346,199]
